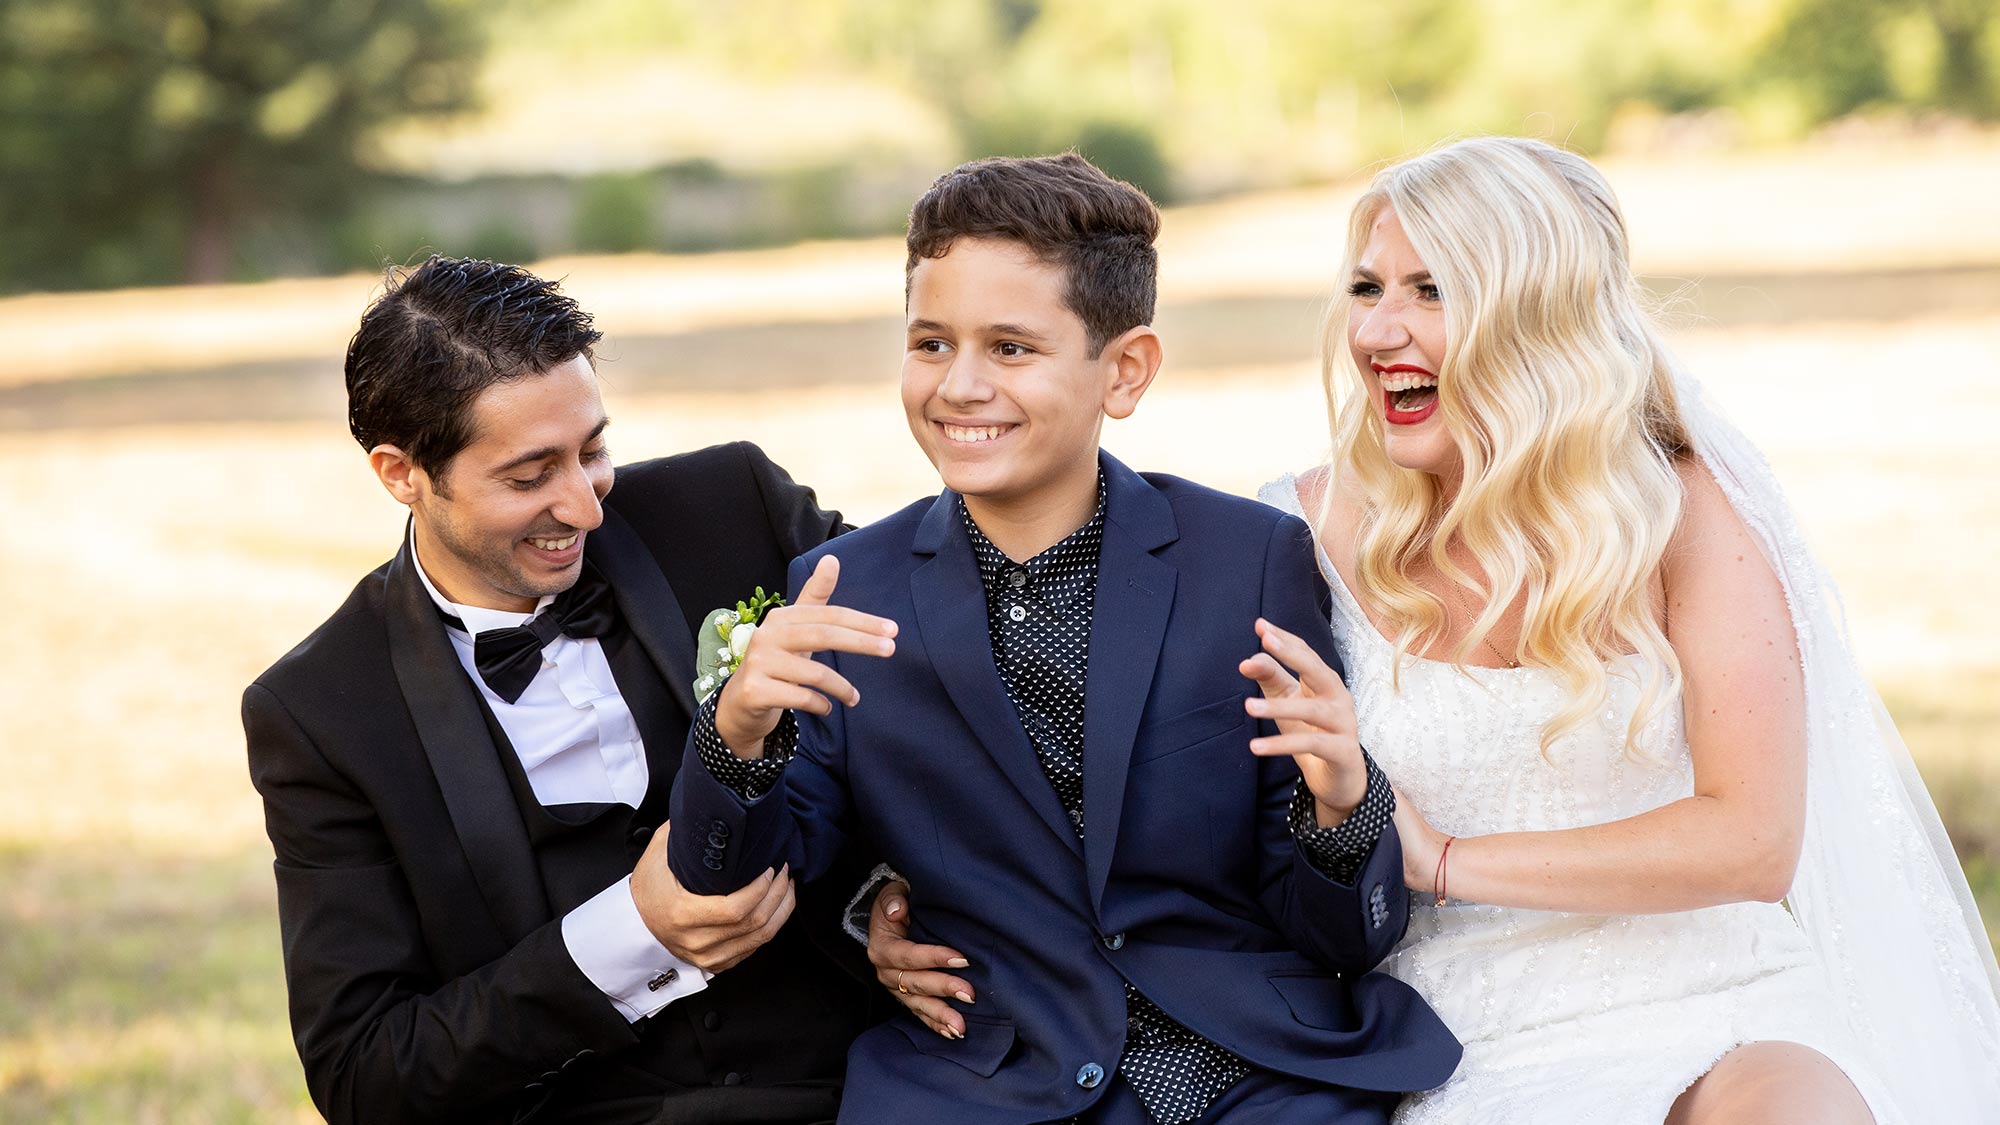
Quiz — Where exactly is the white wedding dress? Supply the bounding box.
[1259,474,1912,1123]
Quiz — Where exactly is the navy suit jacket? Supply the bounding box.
[671,453,1458,1123]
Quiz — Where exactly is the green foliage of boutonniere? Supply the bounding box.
[693,586,786,703]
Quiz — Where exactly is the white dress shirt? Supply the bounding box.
[412,533,708,1021]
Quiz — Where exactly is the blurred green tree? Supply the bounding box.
[1761,0,1998,120]
[572,172,659,254]
[0,0,486,292]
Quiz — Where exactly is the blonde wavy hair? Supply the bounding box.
[1321,136,1692,756]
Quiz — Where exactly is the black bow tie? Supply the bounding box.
[441,571,621,703]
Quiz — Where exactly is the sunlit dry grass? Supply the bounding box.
[10,133,2000,388]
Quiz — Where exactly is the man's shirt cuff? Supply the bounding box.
[561,875,712,1022]
[1289,752,1394,885]
[693,688,796,799]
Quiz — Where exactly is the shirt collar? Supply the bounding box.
[960,472,1107,595]
[410,524,554,638]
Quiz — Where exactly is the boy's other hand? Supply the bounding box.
[1240,617,1367,824]
[713,555,899,756]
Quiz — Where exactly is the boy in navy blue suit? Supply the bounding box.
[669,154,1457,1124]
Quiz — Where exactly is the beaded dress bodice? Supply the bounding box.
[1255,476,1894,1124]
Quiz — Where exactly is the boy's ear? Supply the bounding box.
[370,444,427,506]
[1101,325,1163,421]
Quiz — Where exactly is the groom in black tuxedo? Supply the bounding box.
[243,256,877,1124]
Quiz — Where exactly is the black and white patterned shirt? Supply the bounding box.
[695,479,1393,1124]
[960,483,1390,1124]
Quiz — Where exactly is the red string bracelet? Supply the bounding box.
[1433,836,1456,906]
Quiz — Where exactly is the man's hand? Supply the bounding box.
[1239,617,1367,825]
[630,822,795,973]
[865,881,974,1039]
[715,555,898,757]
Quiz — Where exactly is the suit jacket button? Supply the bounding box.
[703,856,723,871]
[628,825,653,847]
[540,1069,559,1083]
[710,819,730,839]
[1076,1062,1104,1088]
[1100,932,1125,951]
[524,1081,546,1093]
[648,969,679,991]
[703,1010,722,1031]
[723,1071,746,1086]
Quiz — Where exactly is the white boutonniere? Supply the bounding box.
[693,587,785,703]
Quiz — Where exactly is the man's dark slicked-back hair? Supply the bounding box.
[345,255,603,485]
[906,152,1160,356]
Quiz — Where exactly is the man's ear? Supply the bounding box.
[369,444,427,506]
[1101,325,1163,421]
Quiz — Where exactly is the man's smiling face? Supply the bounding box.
[409,354,615,611]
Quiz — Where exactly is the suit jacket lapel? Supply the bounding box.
[384,532,548,943]
[1082,454,1180,912]
[587,505,698,724]
[909,493,1083,858]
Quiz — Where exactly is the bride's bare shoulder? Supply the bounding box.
[1666,455,1755,560]
[1289,463,1363,560]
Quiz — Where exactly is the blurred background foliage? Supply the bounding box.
[3,0,1997,294]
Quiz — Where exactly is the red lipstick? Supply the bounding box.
[1372,363,1440,426]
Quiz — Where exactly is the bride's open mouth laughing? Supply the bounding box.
[1375,362,1439,425]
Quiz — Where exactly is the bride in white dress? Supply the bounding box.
[1259,136,2000,1123]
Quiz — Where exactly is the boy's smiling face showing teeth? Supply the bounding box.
[901,237,1118,527]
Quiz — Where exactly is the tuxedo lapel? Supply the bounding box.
[1082,455,1180,912]
[587,506,698,723]
[908,493,1082,858]
[383,534,548,943]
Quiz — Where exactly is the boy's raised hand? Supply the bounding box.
[714,556,900,757]
[1239,617,1367,825]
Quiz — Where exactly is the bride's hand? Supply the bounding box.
[1391,784,1449,894]
[1239,617,1367,822]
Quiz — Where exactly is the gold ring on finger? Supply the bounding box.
[896,970,909,995]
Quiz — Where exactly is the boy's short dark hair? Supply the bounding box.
[344,255,603,486]
[906,153,1160,356]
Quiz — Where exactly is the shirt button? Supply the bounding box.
[1007,568,1029,589]
[1008,604,1027,622]
[1100,932,1125,951]
[647,968,679,992]
[1076,1062,1105,1088]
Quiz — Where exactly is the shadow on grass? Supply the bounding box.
[0,845,312,1123]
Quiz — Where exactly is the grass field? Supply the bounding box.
[3,142,1997,1121]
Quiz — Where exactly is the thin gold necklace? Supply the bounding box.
[1443,580,1520,668]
